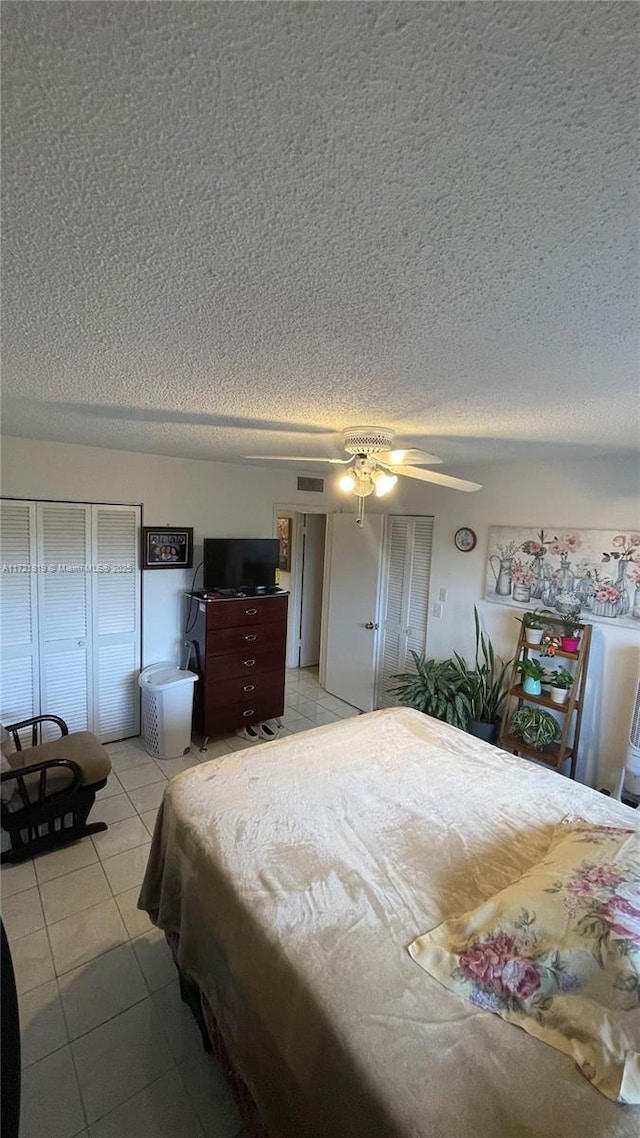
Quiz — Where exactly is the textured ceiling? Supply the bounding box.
[2,1,638,471]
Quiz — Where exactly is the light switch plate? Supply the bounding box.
[433,602,444,619]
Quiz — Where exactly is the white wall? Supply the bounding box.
[1,436,338,669]
[3,437,638,789]
[367,455,640,791]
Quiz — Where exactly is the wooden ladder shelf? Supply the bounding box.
[498,615,592,779]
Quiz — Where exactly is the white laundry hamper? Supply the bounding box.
[138,663,198,759]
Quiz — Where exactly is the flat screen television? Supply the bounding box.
[203,538,280,593]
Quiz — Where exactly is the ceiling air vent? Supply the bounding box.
[297,476,324,493]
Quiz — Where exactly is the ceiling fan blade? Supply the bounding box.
[243,455,351,464]
[391,465,482,492]
[376,449,442,466]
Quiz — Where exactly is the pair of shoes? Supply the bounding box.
[235,721,283,743]
[257,720,281,740]
[235,725,261,742]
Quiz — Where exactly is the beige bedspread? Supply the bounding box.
[139,707,639,1137]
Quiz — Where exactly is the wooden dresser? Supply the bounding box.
[188,593,288,738]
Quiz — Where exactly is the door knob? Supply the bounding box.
[364,622,379,630]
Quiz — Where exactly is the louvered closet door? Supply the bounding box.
[0,501,39,728]
[36,504,92,738]
[377,516,434,708]
[91,506,140,741]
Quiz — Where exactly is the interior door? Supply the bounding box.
[323,513,384,711]
[1,499,141,744]
[0,500,39,731]
[37,503,92,738]
[377,516,434,708]
[91,505,141,741]
[298,514,326,668]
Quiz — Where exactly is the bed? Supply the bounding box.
[139,707,639,1137]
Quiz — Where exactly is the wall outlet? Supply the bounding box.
[439,587,448,603]
[433,602,444,619]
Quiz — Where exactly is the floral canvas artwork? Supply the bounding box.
[485,527,640,629]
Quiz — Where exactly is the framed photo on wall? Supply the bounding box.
[277,516,292,572]
[142,527,193,570]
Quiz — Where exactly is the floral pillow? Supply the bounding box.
[409,820,640,1104]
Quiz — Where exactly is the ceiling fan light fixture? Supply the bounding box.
[339,471,357,492]
[354,476,375,497]
[372,471,397,496]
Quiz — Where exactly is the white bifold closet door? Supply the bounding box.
[1,501,39,730]
[376,515,434,709]
[0,500,140,742]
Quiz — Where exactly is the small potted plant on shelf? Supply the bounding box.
[517,609,553,646]
[510,707,560,751]
[389,653,471,730]
[560,607,582,652]
[549,666,573,705]
[518,657,545,696]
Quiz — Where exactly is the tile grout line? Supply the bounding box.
[172,1056,208,1138]
[89,1064,193,1134]
[56,973,90,1135]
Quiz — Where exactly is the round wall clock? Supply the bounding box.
[454,527,477,552]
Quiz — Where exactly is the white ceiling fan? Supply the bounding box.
[245,426,482,524]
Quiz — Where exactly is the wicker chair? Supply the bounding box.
[1,715,112,865]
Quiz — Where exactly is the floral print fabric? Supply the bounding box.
[409,820,640,1104]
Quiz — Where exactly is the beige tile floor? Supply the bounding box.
[2,667,358,1138]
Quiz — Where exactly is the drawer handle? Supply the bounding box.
[242,709,255,718]
[244,634,257,641]
[243,659,256,667]
[245,608,258,615]
[243,684,255,692]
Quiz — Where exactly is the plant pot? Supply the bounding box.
[560,636,580,652]
[468,719,499,745]
[525,628,543,645]
[523,676,542,696]
[550,686,569,705]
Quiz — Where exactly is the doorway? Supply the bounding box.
[322,513,434,712]
[274,508,327,671]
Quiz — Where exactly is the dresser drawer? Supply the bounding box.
[205,670,284,709]
[205,596,288,630]
[205,646,284,682]
[206,620,286,657]
[203,692,285,736]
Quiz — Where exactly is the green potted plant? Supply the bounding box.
[517,609,553,646]
[451,607,511,744]
[549,666,573,705]
[389,652,471,730]
[518,657,545,696]
[560,607,582,653]
[510,707,560,750]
